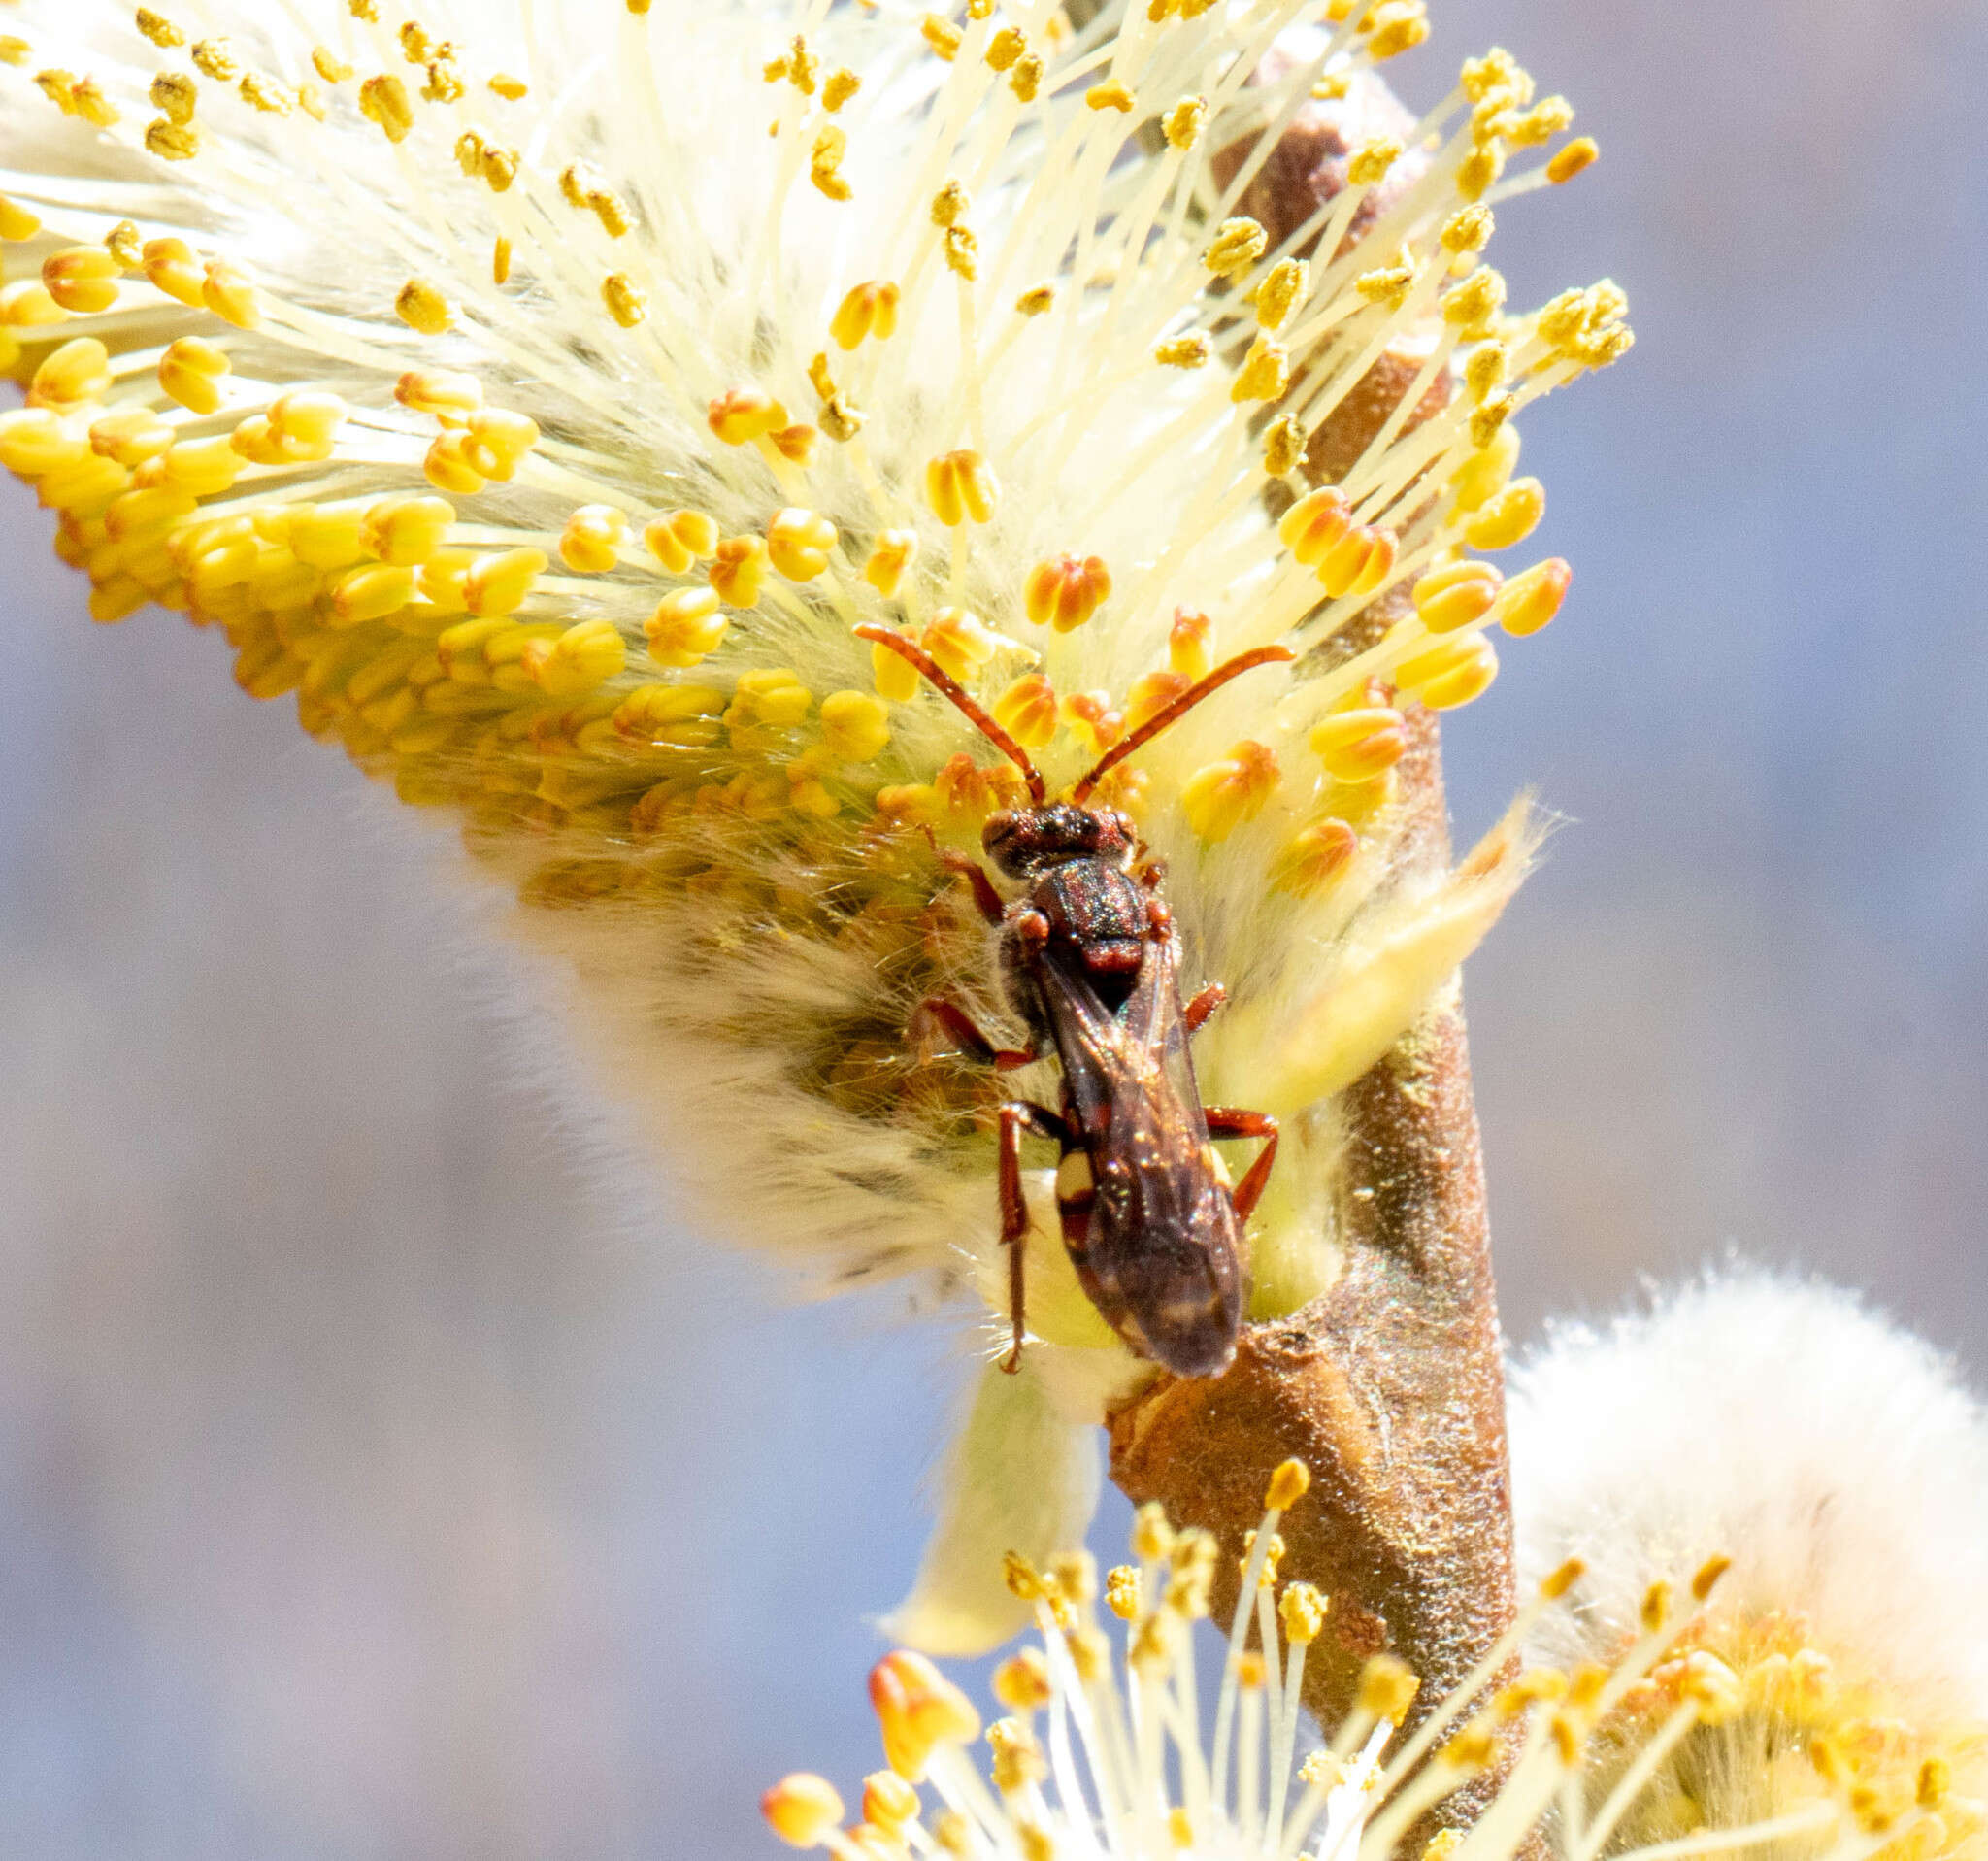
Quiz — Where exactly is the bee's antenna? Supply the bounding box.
[854,624,1046,805]
[1070,645,1297,805]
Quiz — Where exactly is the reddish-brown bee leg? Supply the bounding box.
[997,1101,1069,1373]
[1184,982,1227,1032]
[1205,1106,1279,1219]
[936,847,1008,926]
[911,999,1039,1071]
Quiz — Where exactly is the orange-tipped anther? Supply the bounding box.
[1023,552,1111,632]
[924,449,999,526]
[1413,559,1505,634]
[1495,557,1572,637]
[762,1774,845,1848]
[1277,486,1353,568]
[708,384,789,446]
[869,1650,981,1782]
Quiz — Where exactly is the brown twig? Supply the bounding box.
[1103,38,1523,1756]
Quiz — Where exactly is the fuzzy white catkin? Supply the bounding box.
[1508,1266,1988,1723]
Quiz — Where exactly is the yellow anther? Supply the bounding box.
[768,507,838,581]
[0,409,87,480]
[1359,1654,1421,1724]
[185,36,234,81]
[1273,817,1358,898]
[89,413,174,473]
[393,278,451,335]
[602,273,647,328]
[862,529,919,600]
[1182,741,1278,844]
[1023,553,1110,632]
[644,509,720,574]
[157,433,242,496]
[1250,258,1307,333]
[810,125,851,201]
[559,504,628,574]
[285,504,366,567]
[463,407,539,480]
[1348,138,1401,186]
[819,689,890,762]
[360,495,453,567]
[1266,1457,1311,1510]
[1263,416,1305,479]
[920,607,1000,681]
[1015,283,1056,316]
[709,535,769,608]
[771,423,819,464]
[201,259,258,329]
[1278,486,1353,567]
[27,336,110,410]
[1414,559,1505,634]
[327,562,414,626]
[358,72,414,141]
[821,67,860,112]
[1131,1504,1173,1563]
[1456,145,1505,203]
[488,71,526,100]
[1442,1722,1497,1773]
[1158,610,1211,683]
[925,449,998,527]
[1442,267,1507,336]
[1690,1554,1733,1602]
[708,384,788,447]
[1163,95,1206,150]
[40,246,118,315]
[921,14,962,60]
[993,1648,1053,1713]
[135,238,202,311]
[0,195,42,242]
[930,180,970,230]
[1367,0,1430,59]
[860,1772,918,1834]
[1547,137,1599,184]
[1395,632,1497,711]
[1357,262,1415,310]
[869,1650,981,1783]
[41,454,131,519]
[761,1775,845,1849]
[1318,524,1398,600]
[395,368,482,424]
[1678,1651,1742,1725]
[1129,1612,1177,1677]
[1154,333,1210,368]
[1016,1826,1054,1861]
[517,618,625,697]
[1441,206,1495,255]
[136,8,185,47]
[992,674,1058,748]
[1464,477,1544,551]
[646,588,730,668]
[1919,1757,1951,1811]
[1279,1582,1328,1646]
[871,640,921,704]
[1450,423,1519,512]
[1086,80,1134,112]
[1511,97,1574,147]
[1310,706,1407,782]
[145,117,200,160]
[1640,1579,1673,1634]
[455,547,545,619]
[1203,216,1267,279]
[241,71,297,115]
[103,221,144,272]
[1485,556,1570,640]
[1009,51,1044,103]
[1231,334,1289,405]
[269,389,348,457]
[424,432,486,494]
[986,25,1028,71]
[831,280,902,350]
[613,683,723,749]
[313,46,353,83]
[1540,1556,1585,1600]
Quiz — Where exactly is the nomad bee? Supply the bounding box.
[858,624,1294,1381]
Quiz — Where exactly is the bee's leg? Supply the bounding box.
[911,998,1039,1071]
[1205,1106,1279,1219]
[996,1101,1070,1373]
[1184,981,1227,1032]
[934,846,1008,925]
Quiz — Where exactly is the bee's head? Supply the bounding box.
[982,804,1135,879]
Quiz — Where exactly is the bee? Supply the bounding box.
[859,624,1292,1381]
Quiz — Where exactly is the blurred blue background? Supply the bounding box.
[2,0,1984,1852]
